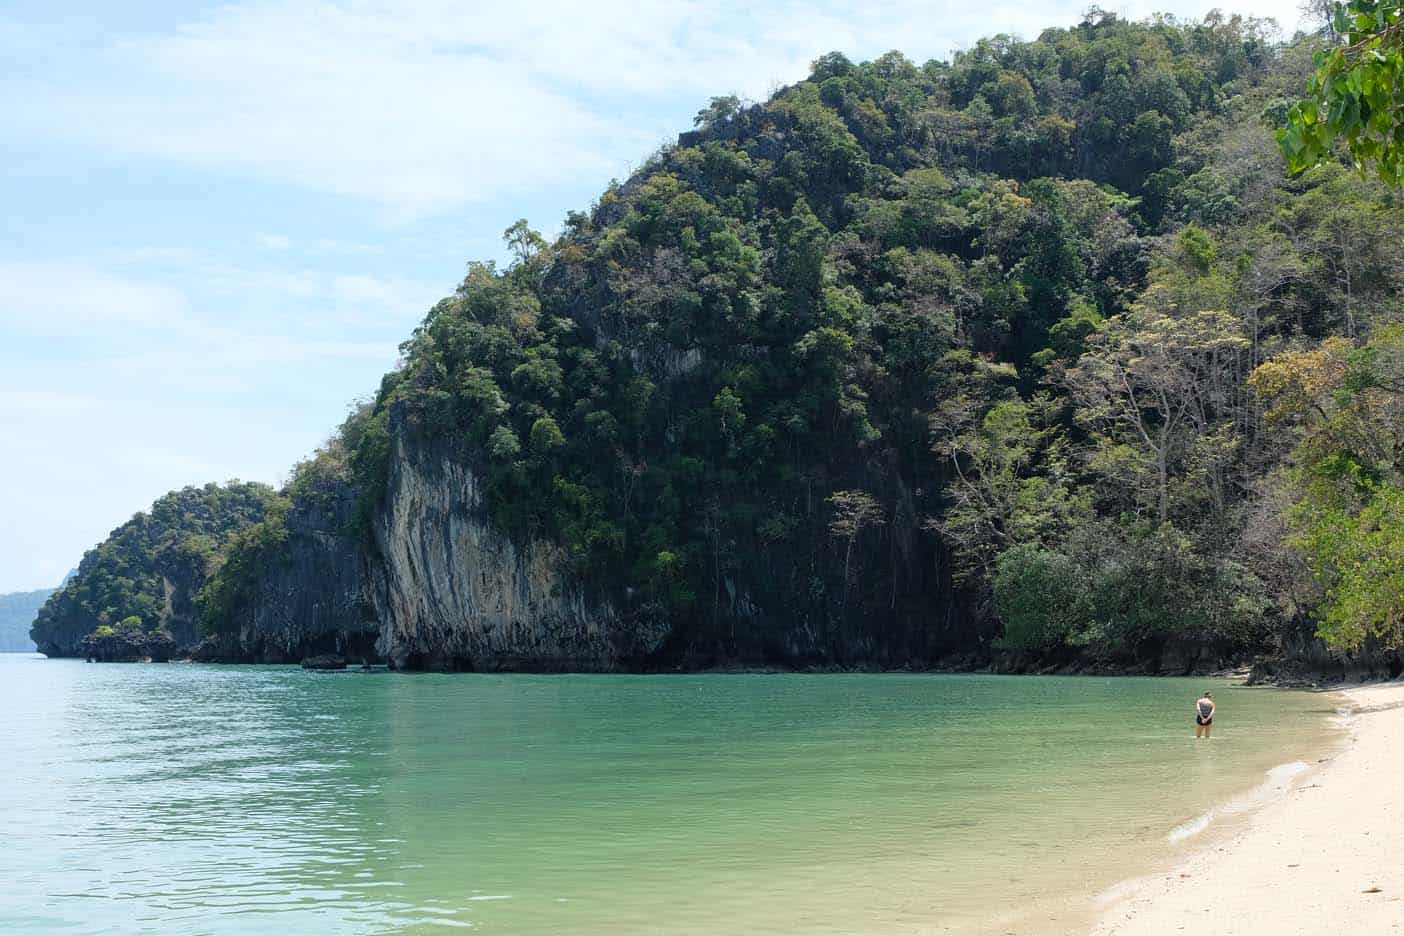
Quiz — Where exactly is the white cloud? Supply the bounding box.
[4,1,1304,221]
[0,390,101,414]
[0,252,432,398]
[0,253,422,592]
[0,256,440,343]
[313,238,383,255]
[108,246,202,265]
[9,1,623,220]
[0,260,191,335]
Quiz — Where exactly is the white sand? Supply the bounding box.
[1091,681,1404,935]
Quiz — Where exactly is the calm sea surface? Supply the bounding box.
[0,654,1339,935]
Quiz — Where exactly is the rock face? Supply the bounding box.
[369,417,669,670]
[222,486,379,664]
[81,623,176,663]
[1246,625,1404,685]
[300,653,348,670]
[212,406,975,670]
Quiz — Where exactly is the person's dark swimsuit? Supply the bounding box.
[1196,700,1214,726]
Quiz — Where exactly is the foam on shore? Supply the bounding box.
[1167,759,1312,843]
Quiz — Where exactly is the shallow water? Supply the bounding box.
[0,654,1338,935]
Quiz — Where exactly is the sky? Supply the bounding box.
[0,1,1304,593]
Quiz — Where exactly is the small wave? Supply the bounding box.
[1167,760,1310,843]
[1168,811,1212,842]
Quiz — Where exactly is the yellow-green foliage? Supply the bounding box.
[1254,327,1404,650]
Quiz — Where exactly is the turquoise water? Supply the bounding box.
[0,654,1337,935]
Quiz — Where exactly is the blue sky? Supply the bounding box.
[0,1,1301,592]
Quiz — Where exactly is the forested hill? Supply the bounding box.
[72,12,1404,673]
[0,588,53,651]
[31,483,277,659]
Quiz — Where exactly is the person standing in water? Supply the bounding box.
[1194,691,1215,739]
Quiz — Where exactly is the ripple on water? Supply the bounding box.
[1,657,1340,936]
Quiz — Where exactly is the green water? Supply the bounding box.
[0,655,1339,935]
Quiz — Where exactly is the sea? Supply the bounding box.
[0,653,1339,935]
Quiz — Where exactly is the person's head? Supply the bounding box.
[1203,691,1213,700]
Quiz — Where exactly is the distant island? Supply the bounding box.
[0,581,65,651]
[29,12,1404,678]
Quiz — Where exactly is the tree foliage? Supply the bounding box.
[31,483,277,652]
[1280,0,1404,185]
[1251,327,1404,650]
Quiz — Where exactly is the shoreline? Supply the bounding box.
[1091,681,1404,935]
[15,649,1380,684]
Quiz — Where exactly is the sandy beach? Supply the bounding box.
[1092,681,1404,935]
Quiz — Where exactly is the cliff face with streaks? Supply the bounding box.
[344,414,958,671]
[368,416,670,670]
[224,422,960,670]
[199,410,670,670]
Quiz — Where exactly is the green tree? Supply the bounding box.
[503,219,547,266]
[487,426,522,461]
[1250,327,1404,649]
[993,544,1084,650]
[827,490,885,614]
[1066,308,1249,523]
[1293,485,1404,648]
[1280,0,1404,185]
[529,416,566,457]
[31,482,278,654]
[930,388,1083,584]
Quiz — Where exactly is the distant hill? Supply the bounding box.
[0,587,54,651]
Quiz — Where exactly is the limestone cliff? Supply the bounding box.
[201,484,379,664]
[369,413,670,670]
[204,410,670,670]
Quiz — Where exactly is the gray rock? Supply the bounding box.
[370,412,668,670]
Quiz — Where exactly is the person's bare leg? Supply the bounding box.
[1204,723,1212,739]
[1195,723,1204,739]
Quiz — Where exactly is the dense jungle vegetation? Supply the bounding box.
[30,483,277,654]
[97,10,1404,668]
